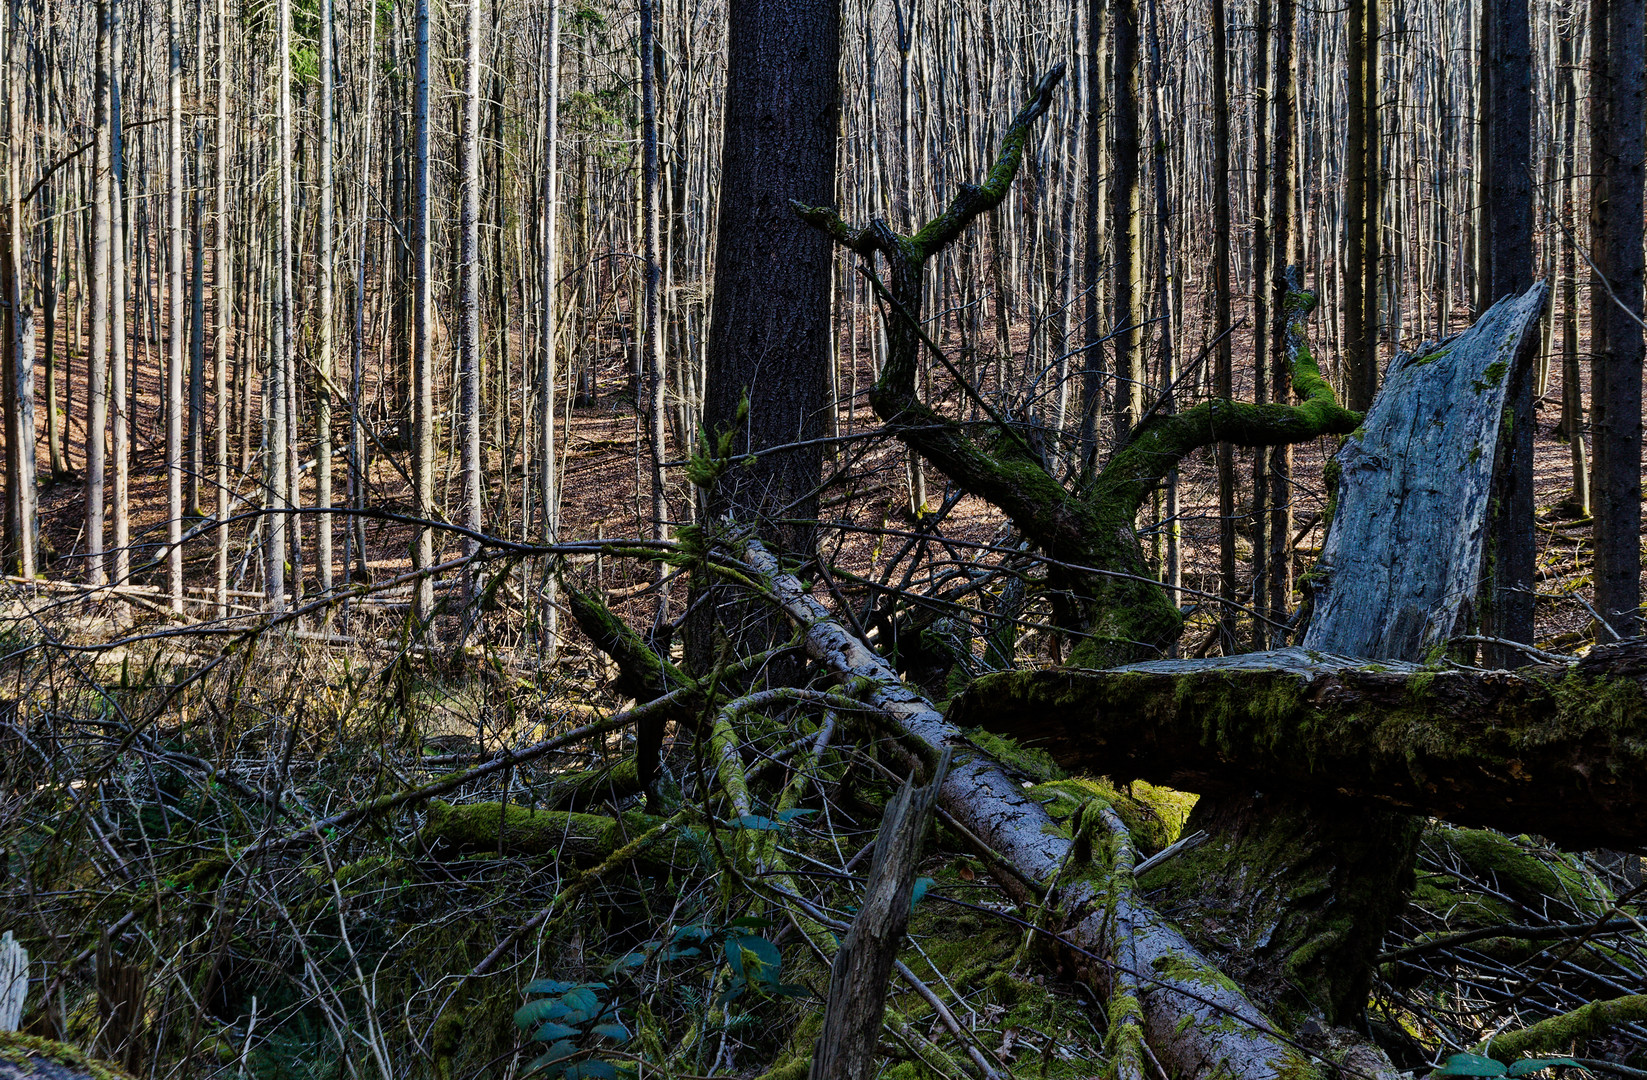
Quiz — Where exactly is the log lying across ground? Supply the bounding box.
[949,643,1647,852]
[734,537,1338,1080]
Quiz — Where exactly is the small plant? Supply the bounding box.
[514,980,632,1080]
[1430,1053,1581,1078]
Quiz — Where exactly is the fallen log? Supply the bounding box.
[733,535,1330,1080]
[949,644,1647,852]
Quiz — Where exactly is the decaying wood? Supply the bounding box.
[810,750,949,1080]
[1304,281,1549,658]
[950,644,1647,851]
[0,1034,133,1080]
[734,535,1314,1080]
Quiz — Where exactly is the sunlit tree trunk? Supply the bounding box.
[411,0,435,622]
[86,0,112,587]
[166,0,186,611]
[459,0,485,605]
[316,0,335,597]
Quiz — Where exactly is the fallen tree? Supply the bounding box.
[949,644,1647,852]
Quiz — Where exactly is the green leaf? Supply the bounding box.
[564,1062,619,1080]
[1506,1060,1581,1078]
[910,877,935,912]
[533,1022,583,1043]
[725,935,783,985]
[1432,1054,1508,1077]
[728,814,783,831]
[526,1040,581,1075]
[589,1021,631,1041]
[515,999,565,1030]
[776,808,817,823]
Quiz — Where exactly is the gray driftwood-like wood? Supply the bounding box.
[810,749,950,1080]
[1304,280,1549,660]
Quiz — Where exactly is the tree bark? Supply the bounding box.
[688,0,839,669]
[1589,0,1645,639]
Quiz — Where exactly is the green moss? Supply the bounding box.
[0,1032,135,1080]
[966,729,1065,783]
[1473,359,1509,392]
[421,799,663,859]
[1027,777,1188,854]
[1150,953,1241,993]
[750,1057,811,1080]
[1434,827,1611,917]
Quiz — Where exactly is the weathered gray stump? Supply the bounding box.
[810,751,949,1080]
[1113,280,1552,1029]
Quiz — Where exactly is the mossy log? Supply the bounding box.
[951,644,1647,852]
[1477,992,1647,1060]
[0,1034,133,1080]
[421,799,668,860]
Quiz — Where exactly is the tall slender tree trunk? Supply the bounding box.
[1080,0,1106,471]
[1110,0,1142,442]
[86,0,112,586]
[1213,0,1236,650]
[213,0,230,614]
[1267,0,1297,646]
[1589,0,1646,639]
[3,0,36,578]
[316,0,335,597]
[267,0,292,612]
[1482,0,1536,663]
[538,0,562,648]
[640,0,670,617]
[109,0,128,585]
[411,0,435,622]
[459,0,484,605]
[166,0,186,611]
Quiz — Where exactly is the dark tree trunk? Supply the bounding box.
[689,0,840,671]
[697,0,840,549]
[1589,0,1645,639]
[1482,0,1536,664]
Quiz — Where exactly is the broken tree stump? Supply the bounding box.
[810,750,950,1080]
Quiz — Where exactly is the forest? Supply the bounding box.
[0,0,1645,1076]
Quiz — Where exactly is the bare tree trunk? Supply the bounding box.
[315,0,334,598]
[411,0,434,623]
[1212,0,1236,650]
[1589,0,1646,639]
[640,0,670,618]
[538,0,562,648]
[86,0,111,587]
[166,0,185,611]
[459,0,484,605]
[267,0,292,612]
[1266,0,1297,647]
[3,0,36,578]
[109,0,127,586]
[1110,0,1142,442]
[213,0,229,615]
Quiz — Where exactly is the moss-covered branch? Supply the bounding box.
[1479,993,1647,1060]
[948,645,1647,850]
[1095,283,1359,514]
